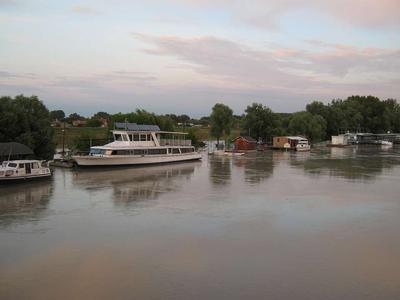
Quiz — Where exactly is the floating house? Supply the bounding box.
[272,136,310,151]
[328,133,357,147]
[328,133,400,146]
[232,136,257,151]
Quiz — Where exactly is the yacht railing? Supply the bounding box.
[160,139,192,146]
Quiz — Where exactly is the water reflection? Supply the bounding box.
[290,146,400,181]
[72,163,198,205]
[234,152,274,184]
[0,180,53,227]
[209,156,232,185]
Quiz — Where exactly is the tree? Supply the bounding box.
[0,95,54,159]
[93,111,110,120]
[210,103,233,144]
[177,114,191,124]
[66,112,85,123]
[243,103,276,142]
[86,117,102,127]
[109,109,175,131]
[50,110,65,121]
[288,111,327,142]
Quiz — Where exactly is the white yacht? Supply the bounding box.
[72,123,202,166]
[0,160,52,182]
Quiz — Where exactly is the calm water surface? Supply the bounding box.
[1,146,400,299]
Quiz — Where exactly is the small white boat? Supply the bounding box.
[380,140,393,147]
[296,140,311,152]
[0,160,52,182]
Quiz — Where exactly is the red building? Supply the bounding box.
[232,136,257,151]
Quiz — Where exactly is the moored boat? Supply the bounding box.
[72,123,202,167]
[380,140,393,147]
[296,140,311,152]
[0,160,52,182]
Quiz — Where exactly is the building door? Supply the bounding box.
[25,163,31,174]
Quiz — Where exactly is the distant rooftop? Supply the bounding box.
[114,122,161,132]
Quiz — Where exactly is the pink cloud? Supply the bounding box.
[167,0,400,29]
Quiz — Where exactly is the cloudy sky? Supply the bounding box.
[1,0,399,116]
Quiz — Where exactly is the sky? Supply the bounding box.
[0,0,399,117]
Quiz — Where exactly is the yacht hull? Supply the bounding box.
[73,153,202,166]
[0,173,52,183]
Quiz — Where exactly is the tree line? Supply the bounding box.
[1,94,399,159]
[210,95,400,143]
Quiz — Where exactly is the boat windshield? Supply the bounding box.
[89,149,106,155]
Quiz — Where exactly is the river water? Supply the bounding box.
[1,146,400,300]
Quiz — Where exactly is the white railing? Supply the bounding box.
[160,139,192,146]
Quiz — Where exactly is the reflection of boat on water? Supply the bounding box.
[72,162,199,203]
[0,160,52,182]
[223,151,245,157]
[0,180,53,226]
[289,145,400,181]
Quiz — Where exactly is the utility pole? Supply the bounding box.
[62,121,66,158]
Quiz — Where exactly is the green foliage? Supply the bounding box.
[65,112,85,123]
[186,128,200,148]
[0,95,54,159]
[288,111,327,142]
[50,110,65,121]
[86,117,102,127]
[243,103,277,142]
[110,109,175,131]
[306,96,400,139]
[93,111,110,120]
[210,103,233,142]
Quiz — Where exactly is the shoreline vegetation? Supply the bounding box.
[1,94,399,158]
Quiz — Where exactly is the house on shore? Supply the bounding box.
[272,136,310,151]
[232,136,257,151]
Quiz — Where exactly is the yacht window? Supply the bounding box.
[133,134,140,141]
[140,134,147,141]
[180,148,194,153]
[115,150,129,155]
[8,162,17,168]
[148,149,167,155]
[134,149,145,155]
[32,162,39,169]
[90,149,106,155]
[129,134,133,141]
[122,135,129,142]
[19,163,24,168]
[114,134,122,141]
[172,148,180,154]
